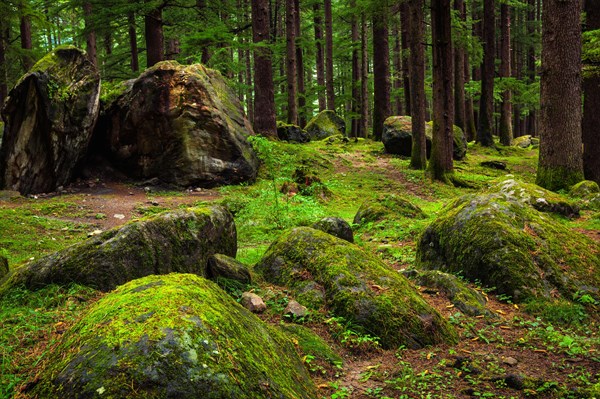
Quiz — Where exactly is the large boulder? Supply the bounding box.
[497,179,579,217]
[415,184,600,303]
[353,194,427,226]
[1,206,236,292]
[0,47,100,195]
[304,110,345,140]
[277,121,310,143]
[256,227,458,349]
[312,216,354,243]
[382,116,467,160]
[29,274,317,399]
[96,61,258,188]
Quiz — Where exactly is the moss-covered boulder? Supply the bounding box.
[312,216,354,243]
[1,206,236,292]
[29,274,316,399]
[415,192,600,303]
[206,254,251,284]
[570,180,600,198]
[353,194,427,225]
[496,179,579,217]
[511,135,539,148]
[277,121,310,143]
[280,324,342,367]
[0,47,100,195]
[95,61,258,188]
[402,269,488,316]
[304,110,345,140]
[426,121,467,161]
[256,227,458,349]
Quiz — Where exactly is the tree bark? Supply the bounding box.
[324,0,335,110]
[429,0,454,181]
[0,27,7,105]
[536,0,584,190]
[251,0,277,137]
[145,6,164,67]
[83,2,97,68]
[582,0,600,184]
[408,0,426,169]
[453,0,466,133]
[392,21,403,115]
[285,0,298,124]
[351,0,360,137]
[372,3,390,141]
[477,0,495,146]
[360,13,369,138]
[20,1,33,71]
[400,3,411,116]
[313,3,326,111]
[526,0,537,136]
[128,12,139,72]
[499,3,513,146]
[294,0,306,126]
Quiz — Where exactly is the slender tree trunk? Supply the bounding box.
[324,0,335,110]
[196,0,211,63]
[360,14,369,138]
[0,27,7,105]
[251,0,277,137]
[400,3,411,116]
[294,0,306,126]
[83,2,97,68]
[285,0,298,124]
[430,0,454,181]
[351,0,360,137]
[499,3,513,145]
[20,1,33,71]
[463,3,476,142]
[453,0,466,133]
[104,32,112,56]
[477,0,495,146]
[408,0,426,169]
[392,21,403,115]
[526,0,537,136]
[372,2,390,141]
[536,0,584,190]
[582,0,600,184]
[128,12,139,72]
[313,3,326,111]
[145,6,164,67]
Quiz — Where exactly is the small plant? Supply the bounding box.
[326,316,381,352]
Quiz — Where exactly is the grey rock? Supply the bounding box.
[312,217,354,243]
[207,254,251,284]
[241,292,267,313]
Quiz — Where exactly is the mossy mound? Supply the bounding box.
[256,227,458,349]
[353,194,427,225]
[304,110,345,140]
[29,274,316,399]
[511,135,539,148]
[570,180,600,197]
[495,178,579,217]
[416,192,600,303]
[280,324,342,367]
[1,206,236,292]
[402,269,488,316]
[277,121,310,143]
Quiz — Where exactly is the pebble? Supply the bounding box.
[503,356,518,366]
[113,214,125,220]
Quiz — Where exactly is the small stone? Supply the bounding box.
[151,201,159,206]
[503,356,518,366]
[240,292,266,313]
[284,300,309,319]
[87,229,103,237]
[144,187,151,193]
[113,214,125,220]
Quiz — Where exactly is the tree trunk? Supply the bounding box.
[360,14,369,138]
[536,0,584,190]
[453,0,466,133]
[429,0,454,181]
[128,12,139,72]
[409,0,426,169]
[251,0,277,137]
[351,0,360,137]
[313,3,326,111]
[499,3,513,146]
[294,0,306,126]
[372,3,390,141]
[400,3,411,116]
[392,21,403,115]
[0,27,7,105]
[526,0,537,136]
[196,0,211,64]
[477,0,495,146]
[582,0,600,184]
[145,6,164,67]
[83,2,97,68]
[324,0,335,110]
[104,32,112,56]
[20,1,33,71]
[285,0,298,124]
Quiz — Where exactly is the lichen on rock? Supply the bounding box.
[29,273,317,399]
[304,110,345,140]
[256,227,458,349]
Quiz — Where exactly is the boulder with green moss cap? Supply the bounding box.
[569,180,600,198]
[256,227,458,349]
[1,206,236,292]
[304,110,345,140]
[354,194,427,225]
[496,178,579,217]
[277,121,310,143]
[206,254,251,284]
[0,47,100,195]
[416,190,600,303]
[312,216,354,242]
[28,274,316,399]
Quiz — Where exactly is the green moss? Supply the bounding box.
[536,165,585,192]
[279,323,342,366]
[353,194,427,225]
[32,274,316,399]
[569,180,600,197]
[256,227,458,349]
[305,110,345,140]
[495,178,580,217]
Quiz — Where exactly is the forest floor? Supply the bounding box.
[1,137,599,398]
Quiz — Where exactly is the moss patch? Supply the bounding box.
[353,194,427,225]
[304,110,345,140]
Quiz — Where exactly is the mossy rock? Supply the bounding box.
[353,194,427,225]
[1,206,236,292]
[402,269,488,316]
[312,217,354,243]
[277,121,310,143]
[29,274,316,399]
[280,324,342,366]
[426,121,467,161]
[569,180,600,198]
[256,227,458,349]
[511,135,539,148]
[304,110,345,140]
[206,254,251,284]
[415,192,600,303]
[496,178,579,218]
